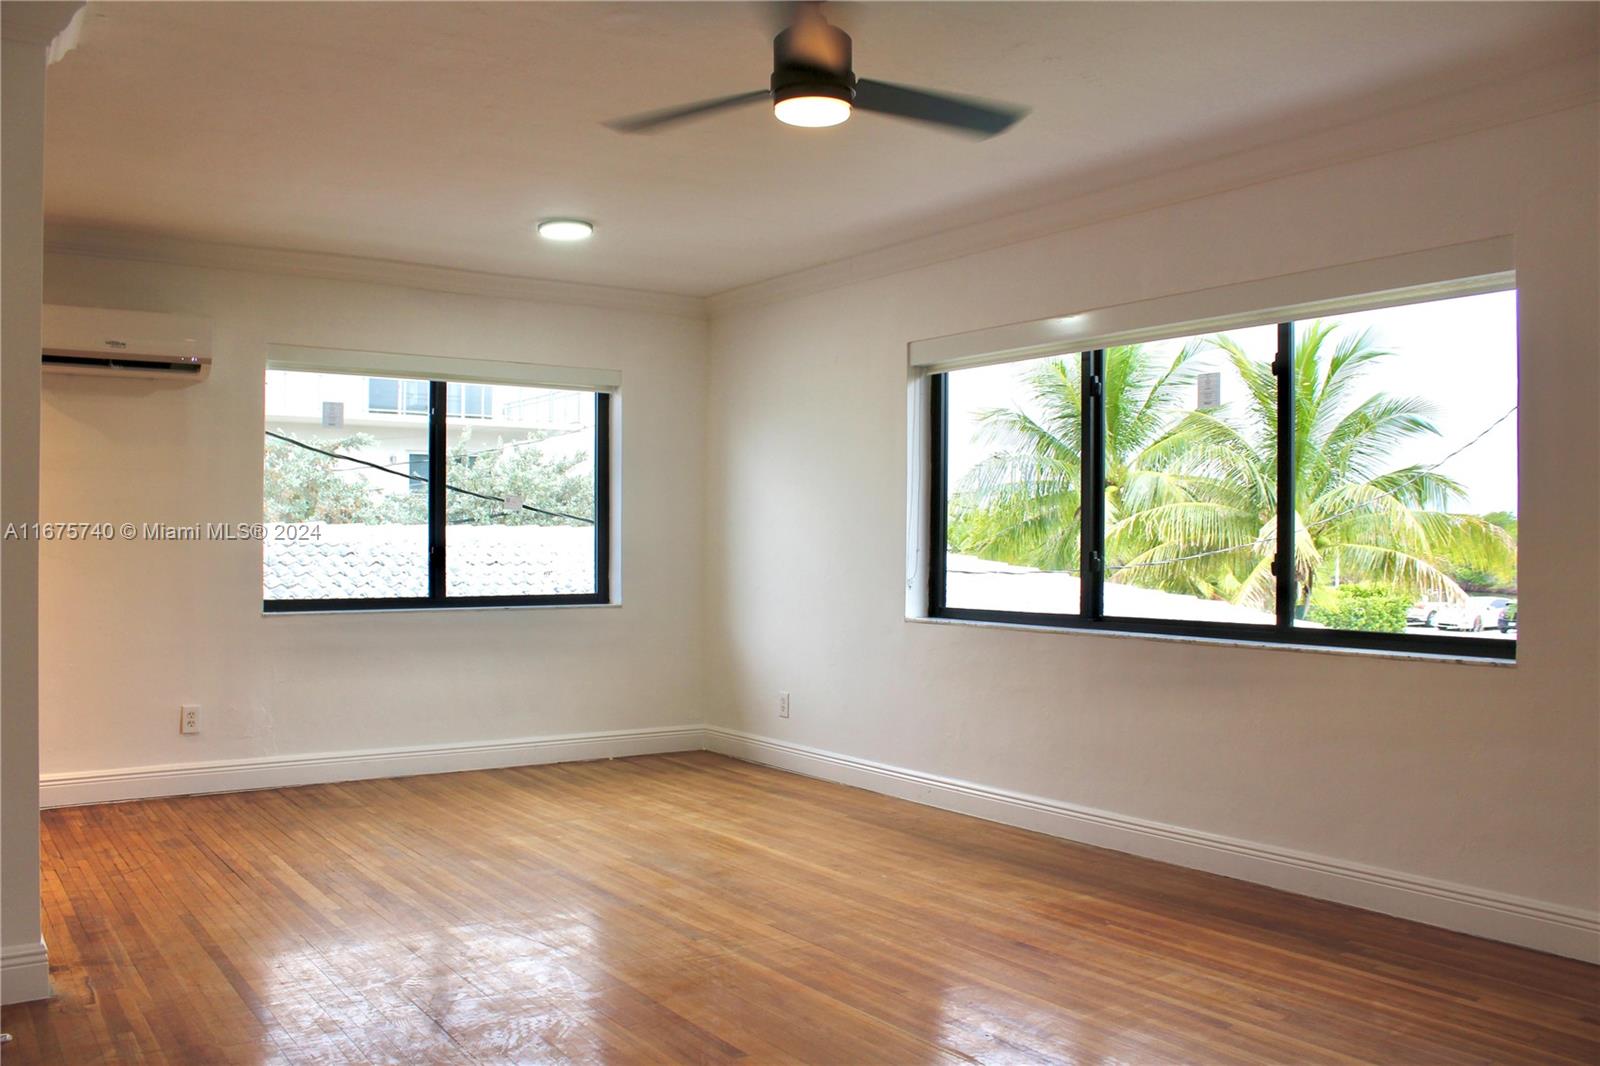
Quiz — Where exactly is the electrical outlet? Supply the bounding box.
[778,691,790,719]
[180,704,200,735]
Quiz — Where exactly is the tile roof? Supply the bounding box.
[263,524,595,601]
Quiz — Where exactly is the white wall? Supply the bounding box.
[2,29,52,1011]
[705,103,1599,944]
[38,256,707,781]
[3,0,83,1007]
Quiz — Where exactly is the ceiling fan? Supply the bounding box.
[605,2,1028,138]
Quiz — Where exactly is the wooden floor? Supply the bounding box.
[2,753,1595,1065]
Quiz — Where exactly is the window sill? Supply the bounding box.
[263,601,620,618]
[906,614,1516,667]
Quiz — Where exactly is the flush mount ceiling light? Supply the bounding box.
[537,219,594,242]
[772,92,852,128]
[603,1,1027,139]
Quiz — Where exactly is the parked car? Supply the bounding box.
[1498,601,1518,632]
[1406,600,1452,627]
[1438,597,1513,632]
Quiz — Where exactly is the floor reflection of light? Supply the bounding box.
[250,913,605,1062]
[935,981,1112,1065]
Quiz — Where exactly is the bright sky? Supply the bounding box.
[946,290,1519,515]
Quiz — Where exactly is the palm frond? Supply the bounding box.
[1321,394,1442,484]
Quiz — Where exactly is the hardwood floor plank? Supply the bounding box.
[2,752,1594,1064]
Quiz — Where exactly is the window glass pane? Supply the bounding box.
[1100,326,1280,625]
[1290,291,1517,643]
[264,370,428,600]
[469,384,494,418]
[447,383,493,419]
[445,384,598,597]
[943,355,1082,614]
[402,379,430,415]
[367,377,398,413]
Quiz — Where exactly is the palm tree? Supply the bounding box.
[950,342,1207,572]
[953,324,1516,611]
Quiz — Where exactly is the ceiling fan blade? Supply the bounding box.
[605,90,770,133]
[853,78,1027,137]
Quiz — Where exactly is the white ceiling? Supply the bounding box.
[43,2,1597,297]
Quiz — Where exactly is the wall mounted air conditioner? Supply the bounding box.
[42,305,212,382]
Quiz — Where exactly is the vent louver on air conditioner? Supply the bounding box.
[42,305,212,382]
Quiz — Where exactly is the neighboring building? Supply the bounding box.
[265,371,593,496]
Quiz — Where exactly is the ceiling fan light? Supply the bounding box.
[773,95,852,128]
[537,219,594,242]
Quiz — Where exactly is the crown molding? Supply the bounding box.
[43,226,708,320]
[707,55,1599,317]
[1,1,81,47]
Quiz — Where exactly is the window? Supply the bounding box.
[366,377,430,415]
[402,379,429,415]
[1098,325,1280,627]
[446,382,494,419]
[929,288,1517,659]
[941,353,1082,618]
[367,377,399,414]
[264,368,609,610]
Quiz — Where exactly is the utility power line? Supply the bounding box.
[264,431,592,525]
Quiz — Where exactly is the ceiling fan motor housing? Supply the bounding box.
[771,23,856,105]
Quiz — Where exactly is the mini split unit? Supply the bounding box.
[42,305,212,382]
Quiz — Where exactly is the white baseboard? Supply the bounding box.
[34,723,1598,963]
[1,939,50,1006]
[705,726,1600,963]
[39,725,707,809]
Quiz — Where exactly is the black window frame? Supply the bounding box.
[928,315,1516,662]
[265,380,611,613]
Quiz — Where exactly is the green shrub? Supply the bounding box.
[1306,583,1410,633]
